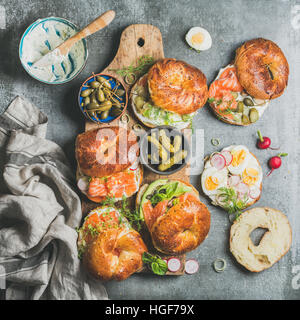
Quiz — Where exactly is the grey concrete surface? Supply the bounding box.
[0,0,299,300]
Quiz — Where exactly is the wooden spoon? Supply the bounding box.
[33,10,116,68]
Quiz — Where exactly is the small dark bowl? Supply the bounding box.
[78,73,128,124]
[139,125,190,175]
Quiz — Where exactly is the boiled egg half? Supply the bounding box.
[186,27,212,51]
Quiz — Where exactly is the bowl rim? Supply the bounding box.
[19,16,88,85]
[139,125,190,175]
[78,72,128,124]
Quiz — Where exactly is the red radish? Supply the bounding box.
[257,130,279,150]
[185,259,199,275]
[167,258,181,272]
[77,177,89,192]
[210,153,226,170]
[221,150,233,166]
[236,182,249,195]
[228,175,241,187]
[249,186,261,199]
[267,153,288,176]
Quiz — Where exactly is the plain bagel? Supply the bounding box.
[235,38,289,100]
[230,207,292,272]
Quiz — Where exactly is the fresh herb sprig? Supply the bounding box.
[217,187,248,220]
[120,196,144,231]
[142,252,168,275]
[110,55,155,80]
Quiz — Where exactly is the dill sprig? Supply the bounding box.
[110,55,155,79]
[120,195,144,231]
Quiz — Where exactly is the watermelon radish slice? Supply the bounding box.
[221,150,233,166]
[167,258,181,273]
[228,175,241,187]
[210,153,226,170]
[249,186,261,199]
[185,259,199,274]
[77,177,89,192]
[236,182,249,195]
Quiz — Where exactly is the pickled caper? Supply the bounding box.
[249,108,259,123]
[84,96,90,107]
[87,102,100,110]
[100,110,109,120]
[237,101,244,113]
[242,114,250,125]
[81,88,93,97]
[243,97,254,106]
[110,106,122,117]
[90,81,101,88]
[96,89,105,102]
[135,96,145,110]
[116,89,125,96]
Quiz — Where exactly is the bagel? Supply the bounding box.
[235,38,289,100]
[75,126,142,203]
[136,179,210,255]
[230,207,292,272]
[130,58,208,129]
[201,145,262,212]
[78,206,147,281]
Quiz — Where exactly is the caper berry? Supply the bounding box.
[110,106,122,117]
[249,108,259,123]
[100,110,109,120]
[87,102,100,110]
[237,101,244,113]
[80,89,93,97]
[84,96,90,107]
[90,81,101,88]
[243,97,254,106]
[96,89,105,102]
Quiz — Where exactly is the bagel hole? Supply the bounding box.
[250,227,268,246]
[137,38,145,47]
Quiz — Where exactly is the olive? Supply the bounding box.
[96,89,105,102]
[100,110,109,120]
[110,106,122,117]
[242,114,250,125]
[237,101,244,113]
[243,97,254,106]
[84,96,90,107]
[116,89,125,96]
[135,96,145,110]
[87,102,100,110]
[81,89,93,97]
[90,81,101,88]
[231,92,238,99]
[249,108,259,123]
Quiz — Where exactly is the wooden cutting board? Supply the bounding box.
[82,24,190,275]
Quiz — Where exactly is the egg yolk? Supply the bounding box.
[242,168,259,186]
[205,176,219,190]
[191,32,204,45]
[231,149,247,167]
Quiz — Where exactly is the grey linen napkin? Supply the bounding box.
[0,97,108,300]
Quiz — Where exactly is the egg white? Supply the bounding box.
[186,27,212,51]
[201,166,228,196]
[227,145,251,175]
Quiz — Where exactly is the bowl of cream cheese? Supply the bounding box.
[19,17,88,84]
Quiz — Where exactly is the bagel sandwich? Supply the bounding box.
[208,38,289,126]
[201,145,262,212]
[131,58,208,129]
[78,206,147,281]
[230,207,292,272]
[136,179,210,255]
[75,126,143,203]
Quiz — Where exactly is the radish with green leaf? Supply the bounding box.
[267,153,288,176]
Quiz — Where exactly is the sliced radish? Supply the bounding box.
[167,258,181,273]
[236,182,249,195]
[221,150,233,166]
[77,177,89,192]
[228,175,241,187]
[249,186,261,199]
[185,259,199,274]
[210,153,226,170]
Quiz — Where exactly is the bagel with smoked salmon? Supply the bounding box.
[131,58,208,129]
[75,126,142,203]
[77,206,147,281]
[136,179,210,255]
[208,38,289,126]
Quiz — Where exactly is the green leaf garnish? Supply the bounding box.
[142,252,167,275]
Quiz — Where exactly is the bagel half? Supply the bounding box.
[230,207,292,272]
[235,38,289,100]
[136,179,210,255]
[78,206,147,281]
[130,58,208,129]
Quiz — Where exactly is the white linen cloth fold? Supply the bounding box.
[0,97,108,300]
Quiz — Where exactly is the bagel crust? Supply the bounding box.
[235,38,289,100]
[148,58,208,115]
[75,126,138,178]
[230,207,292,272]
